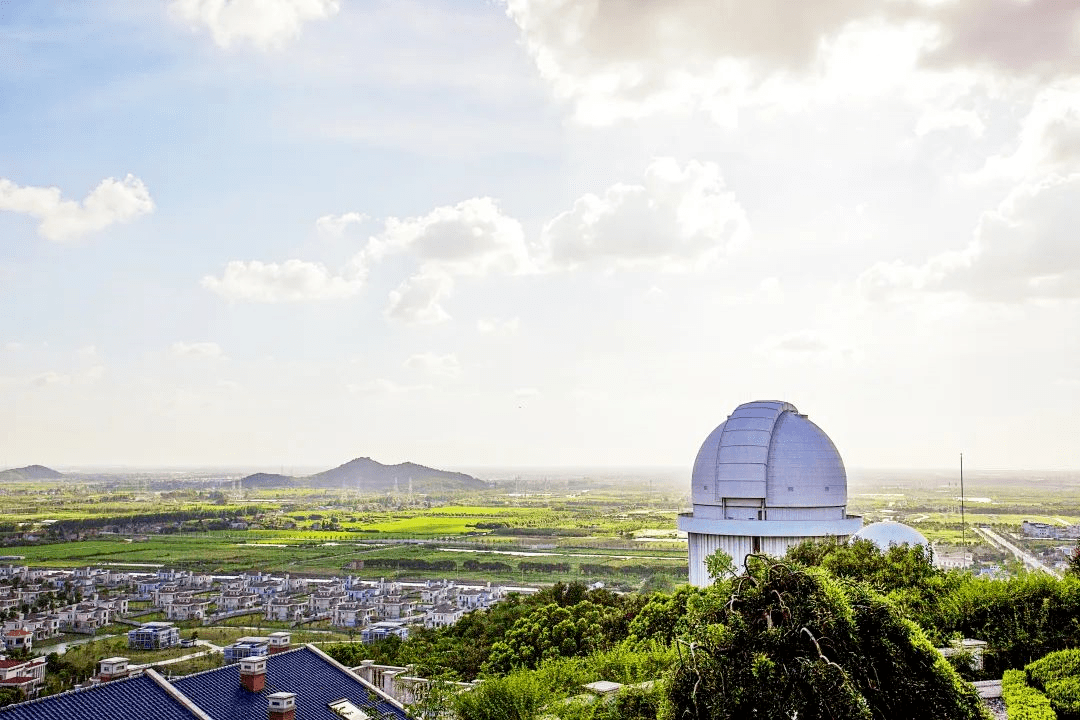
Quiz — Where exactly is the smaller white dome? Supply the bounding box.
[851,521,928,551]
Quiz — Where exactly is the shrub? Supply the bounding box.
[1027,648,1080,719]
[1002,669,1056,720]
[1028,648,1080,687]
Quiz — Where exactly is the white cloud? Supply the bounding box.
[171,341,223,358]
[0,174,154,242]
[372,197,529,323]
[168,0,340,50]
[3,342,24,352]
[540,157,749,271]
[76,345,99,360]
[374,197,530,276]
[202,259,364,302]
[859,174,1080,302]
[404,352,461,378]
[384,270,453,324]
[914,107,985,138]
[316,212,368,236]
[477,317,521,335]
[505,0,1080,124]
[973,82,1080,182]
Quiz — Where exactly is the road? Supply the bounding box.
[973,526,1062,579]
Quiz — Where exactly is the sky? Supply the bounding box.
[1,0,1079,472]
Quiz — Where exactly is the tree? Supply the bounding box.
[704,548,736,581]
[1067,541,1080,578]
[0,687,21,708]
[665,555,989,720]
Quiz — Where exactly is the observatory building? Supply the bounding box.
[678,400,862,586]
[852,520,929,551]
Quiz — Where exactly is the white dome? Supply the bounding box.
[852,521,928,550]
[690,400,847,510]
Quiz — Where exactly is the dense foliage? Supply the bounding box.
[327,583,642,681]
[665,555,987,720]
[1002,669,1056,720]
[1026,648,1080,719]
[323,541,1080,718]
[947,573,1080,673]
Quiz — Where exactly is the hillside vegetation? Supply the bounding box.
[325,539,1080,719]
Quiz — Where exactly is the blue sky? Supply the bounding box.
[3,0,1079,471]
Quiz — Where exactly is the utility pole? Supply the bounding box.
[960,452,966,561]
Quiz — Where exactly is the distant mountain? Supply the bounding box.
[237,457,486,494]
[0,464,64,482]
[307,457,486,493]
[240,473,296,489]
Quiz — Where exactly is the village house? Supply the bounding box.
[0,656,47,699]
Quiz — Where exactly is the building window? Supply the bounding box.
[752,537,761,553]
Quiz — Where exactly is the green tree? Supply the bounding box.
[665,555,989,720]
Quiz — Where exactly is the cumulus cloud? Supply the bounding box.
[859,174,1080,302]
[168,0,340,50]
[171,341,223,358]
[0,174,154,242]
[202,259,364,302]
[316,212,368,237]
[374,197,530,276]
[505,0,1080,124]
[973,82,1080,181]
[373,197,529,323]
[404,352,461,378]
[919,0,1080,81]
[384,270,453,324]
[540,157,749,270]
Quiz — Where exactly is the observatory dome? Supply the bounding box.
[852,521,928,551]
[678,400,862,586]
[690,401,847,511]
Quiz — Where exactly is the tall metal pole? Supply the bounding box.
[960,452,966,561]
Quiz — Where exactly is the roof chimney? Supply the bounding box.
[268,631,291,654]
[268,691,295,720]
[240,656,266,693]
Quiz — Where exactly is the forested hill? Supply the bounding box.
[0,464,64,481]
[239,457,486,492]
[307,457,486,492]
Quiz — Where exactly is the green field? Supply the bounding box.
[1,471,1076,586]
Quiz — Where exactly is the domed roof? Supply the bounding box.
[691,401,846,508]
[851,521,928,550]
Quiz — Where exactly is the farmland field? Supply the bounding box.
[0,467,1077,585]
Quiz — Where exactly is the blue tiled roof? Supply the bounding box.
[0,673,199,720]
[172,647,408,720]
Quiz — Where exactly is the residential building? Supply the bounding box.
[127,622,179,650]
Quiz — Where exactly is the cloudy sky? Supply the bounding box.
[2,0,1079,471]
